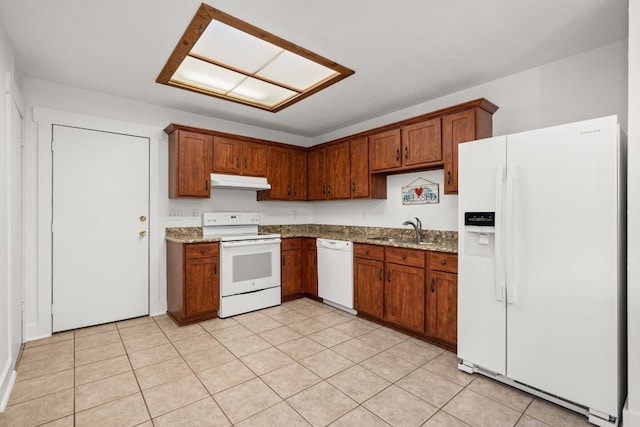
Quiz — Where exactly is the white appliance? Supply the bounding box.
[457,116,626,427]
[202,212,281,318]
[316,238,356,314]
[209,173,271,190]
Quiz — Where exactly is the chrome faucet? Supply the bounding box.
[402,217,422,242]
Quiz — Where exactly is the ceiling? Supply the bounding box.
[0,0,628,138]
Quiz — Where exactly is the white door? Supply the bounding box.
[10,98,23,360]
[505,117,620,414]
[52,125,149,332]
[457,135,507,375]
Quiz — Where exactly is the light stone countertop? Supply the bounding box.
[166,224,457,254]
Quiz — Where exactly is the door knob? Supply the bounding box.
[139,215,147,222]
[139,230,147,237]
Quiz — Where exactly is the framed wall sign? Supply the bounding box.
[402,177,439,205]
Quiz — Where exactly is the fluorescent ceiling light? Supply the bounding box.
[157,4,354,112]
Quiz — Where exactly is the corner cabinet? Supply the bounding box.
[166,126,213,198]
[301,238,318,297]
[166,241,220,325]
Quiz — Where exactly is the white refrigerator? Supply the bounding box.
[457,116,626,427]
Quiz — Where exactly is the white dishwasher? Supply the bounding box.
[316,238,356,314]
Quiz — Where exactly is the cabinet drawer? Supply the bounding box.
[385,247,425,268]
[429,252,457,273]
[302,238,316,250]
[282,238,302,251]
[185,243,219,259]
[354,243,384,261]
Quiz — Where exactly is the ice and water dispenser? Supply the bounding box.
[463,212,495,257]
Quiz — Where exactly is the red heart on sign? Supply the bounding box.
[415,187,423,197]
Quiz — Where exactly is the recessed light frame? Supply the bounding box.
[157,3,355,112]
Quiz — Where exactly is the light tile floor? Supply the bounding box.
[0,298,592,426]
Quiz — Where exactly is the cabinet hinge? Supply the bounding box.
[51,304,54,315]
[51,222,54,234]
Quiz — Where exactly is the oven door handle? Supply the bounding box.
[220,239,282,248]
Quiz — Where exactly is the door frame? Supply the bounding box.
[27,107,163,341]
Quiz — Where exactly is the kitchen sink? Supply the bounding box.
[368,236,438,247]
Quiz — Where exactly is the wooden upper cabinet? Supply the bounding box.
[442,100,497,194]
[369,129,401,171]
[168,129,213,198]
[401,118,442,167]
[307,147,326,200]
[291,150,308,200]
[261,146,306,201]
[327,141,351,199]
[213,137,269,177]
[350,137,369,198]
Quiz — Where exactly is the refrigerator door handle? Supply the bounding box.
[505,165,516,304]
[494,166,506,302]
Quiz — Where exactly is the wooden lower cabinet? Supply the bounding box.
[384,262,425,334]
[281,238,302,298]
[301,238,318,296]
[166,241,219,325]
[354,257,384,318]
[353,243,458,351]
[426,252,458,347]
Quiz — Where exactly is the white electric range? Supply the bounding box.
[202,212,281,318]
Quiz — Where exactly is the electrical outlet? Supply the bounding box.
[191,209,199,219]
[168,210,182,220]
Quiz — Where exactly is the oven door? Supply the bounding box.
[220,239,281,297]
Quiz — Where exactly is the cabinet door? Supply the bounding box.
[369,129,401,171]
[213,136,242,174]
[443,110,475,194]
[243,142,269,177]
[291,150,308,200]
[427,270,457,346]
[327,141,351,199]
[172,130,212,198]
[384,263,425,333]
[184,257,219,318]
[350,137,369,198]
[302,247,318,296]
[402,118,442,167]
[268,146,293,200]
[354,257,384,319]
[281,250,302,297]
[307,147,326,200]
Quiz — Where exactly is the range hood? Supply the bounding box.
[210,173,271,191]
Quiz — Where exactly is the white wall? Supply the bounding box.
[624,1,639,425]
[21,39,628,343]
[0,20,20,411]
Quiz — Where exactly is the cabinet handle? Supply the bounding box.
[352,182,355,192]
[201,249,206,254]
[327,184,331,195]
[447,171,452,185]
[205,179,209,191]
[378,268,382,281]
[401,255,406,260]
[283,257,286,266]
[244,158,248,169]
[293,185,297,196]
[236,158,240,168]
[440,260,446,266]
[431,277,435,293]
[395,149,400,161]
[214,264,217,275]
[364,250,369,255]
[387,269,391,283]
[404,146,408,159]
[287,184,291,195]
[313,256,316,266]
[322,185,326,195]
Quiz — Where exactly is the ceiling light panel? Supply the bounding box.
[192,20,282,73]
[257,50,339,91]
[157,4,354,112]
